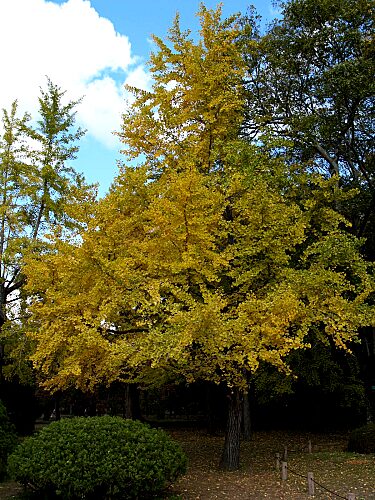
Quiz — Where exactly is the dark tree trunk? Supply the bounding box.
[54,395,61,421]
[0,284,7,383]
[123,384,141,420]
[0,339,4,384]
[242,391,251,441]
[220,387,242,470]
[42,398,54,421]
[206,383,225,435]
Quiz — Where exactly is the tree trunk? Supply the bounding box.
[0,339,4,384]
[54,395,61,421]
[0,283,6,383]
[220,387,242,470]
[242,391,251,441]
[206,383,224,435]
[123,384,141,420]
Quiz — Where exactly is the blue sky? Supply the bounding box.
[1,0,278,196]
[70,1,276,56]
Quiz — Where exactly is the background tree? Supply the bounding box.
[254,335,367,430]
[0,78,93,383]
[243,0,374,246]
[241,0,375,418]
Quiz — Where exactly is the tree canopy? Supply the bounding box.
[23,5,375,469]
[243,0,375,247]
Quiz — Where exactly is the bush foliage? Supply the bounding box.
[347,423,375,454]
[8,416,187,499]
[0,400,18,479]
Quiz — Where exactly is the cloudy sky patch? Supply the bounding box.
[0,0,147,147]
[0,0,275,194]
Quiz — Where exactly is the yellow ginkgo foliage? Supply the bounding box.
[24,5,374,470]
[24,158,374,469]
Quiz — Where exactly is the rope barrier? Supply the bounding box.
[287,465,349,499]
[276,441,356,500]
[309,476,349,500]
[287,465,307,479]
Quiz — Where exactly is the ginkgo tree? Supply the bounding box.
[24,6,374,471]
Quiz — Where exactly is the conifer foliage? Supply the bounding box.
[0,78,94,382]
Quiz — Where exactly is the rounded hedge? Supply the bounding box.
[0,400,18,480]
[347,423,375,454]
[8,416,187,499]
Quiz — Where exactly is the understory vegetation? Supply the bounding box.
[7,416,187,499]
[0,401,17,480]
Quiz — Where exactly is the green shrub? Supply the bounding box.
[8,416,187,499]
[347,422,375,454]
[0,399,18,480]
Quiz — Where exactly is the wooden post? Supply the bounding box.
[281,461,287,480]
[276,453,281,470]
[308,439,312,453]
[307,472,314,496]
[347,494,355,500]
[283,445,288,460]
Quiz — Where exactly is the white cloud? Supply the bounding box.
[125,66,152,92]
[78,77,125,148]
[0,0,151,148]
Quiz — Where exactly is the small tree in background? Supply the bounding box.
[0,78,95,383]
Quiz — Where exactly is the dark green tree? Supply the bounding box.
[243,0,374,243]
[240,0,375,423]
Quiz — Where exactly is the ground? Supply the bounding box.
[167,429,375,499]
[1,429,374,499]
[0,482,21,499]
